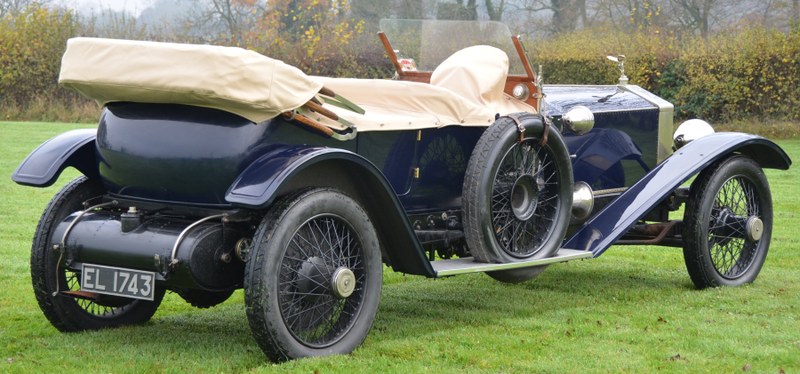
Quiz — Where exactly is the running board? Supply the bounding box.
[431,249,593,277]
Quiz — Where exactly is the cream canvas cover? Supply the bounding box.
[59,37,322,123]
[431,45,509,109]
[311,46,534,131]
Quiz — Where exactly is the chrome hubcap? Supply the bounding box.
[331,267,356,299]
[745,216,763,242]
[510,174,539,221]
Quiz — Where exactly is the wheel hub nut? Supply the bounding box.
[745,216,764,242]
[331,267,356,298]
[510,174,538,221]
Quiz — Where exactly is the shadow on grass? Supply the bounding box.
[34,261,685,364]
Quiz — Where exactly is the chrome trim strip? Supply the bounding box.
[169,214,226,269]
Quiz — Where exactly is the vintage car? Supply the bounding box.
[12,19,791,361]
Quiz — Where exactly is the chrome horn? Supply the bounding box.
[571,181,594,221]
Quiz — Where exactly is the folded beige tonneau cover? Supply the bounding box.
[59,37,322,123]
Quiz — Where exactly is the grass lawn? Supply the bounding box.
[1,122,798,373]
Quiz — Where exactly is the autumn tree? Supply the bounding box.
[0,3,78,104]
[240,0,368,75]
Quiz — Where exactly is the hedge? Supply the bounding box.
[532,27,800,121]
[1,5,798,123]
[0,5,79,106]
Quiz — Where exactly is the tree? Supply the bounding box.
[351,0,393,30]
[0,4,78,104]
[510,0,587,33]
[187,0,264,44]
[1,0,45,17]
[437,0,477,20]
[484,0,506,20]
[551,0,585,31]
[397,0,424,18]
[668,0,722,38]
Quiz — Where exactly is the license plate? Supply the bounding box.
[81,263,156,301]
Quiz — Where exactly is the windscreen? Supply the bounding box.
[379,19,527,75]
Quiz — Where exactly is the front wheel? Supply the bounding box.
[683,156,773,288]
[244,188,382,362]
[31,177,164,332]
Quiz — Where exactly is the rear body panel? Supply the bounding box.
[96,103,354,207]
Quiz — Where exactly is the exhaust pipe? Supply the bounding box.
[53,211,246,291]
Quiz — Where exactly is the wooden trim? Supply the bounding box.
[512,35,536,80]
[319,86,335,97]
[395,71,431,83]
[378,31,405,78]
[505,75,539,108]
[304,101,338,121]
[378,33,540,111]
[283,112,334,137]
[511,35,540,109]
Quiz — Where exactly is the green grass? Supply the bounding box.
[1,121,799,373]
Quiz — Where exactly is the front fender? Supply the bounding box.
[226,145,435,276]
[564,132,791,257]
[12,129,99,187]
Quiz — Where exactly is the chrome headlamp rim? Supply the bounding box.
[562,105,595,136]
[673,119,714,150]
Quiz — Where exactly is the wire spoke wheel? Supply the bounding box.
[463,114,573,283]
[65,270,125,315]
[683,156,772,288]
[491,139,561,258]
[245,188,382,362]
[31,177,164,332]
[279,215,366,346]
[707,176,761,278]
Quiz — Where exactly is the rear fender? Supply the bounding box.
[226,145,435,276]
[564,132,791,257]
[12,129,99,187]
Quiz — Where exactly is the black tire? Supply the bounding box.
[683,155,773,288]
[463,114,573,282]
[174,288,234,309]
[486,265,548,284]
[244,188,382,362]
[31,177,165,332]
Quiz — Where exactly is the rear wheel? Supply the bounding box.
[244,188,382,361]
[683,156,772,288]
[463,114,573,283]
[31,177,164,332]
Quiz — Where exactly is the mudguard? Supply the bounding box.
[11,129,98,187]
[226,145,435,276]
[564,132,791,257]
